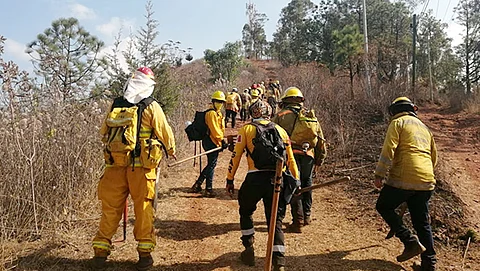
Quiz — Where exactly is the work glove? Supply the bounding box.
[374,175,384,189]
[226,179,235,196]
[221,140,229,151]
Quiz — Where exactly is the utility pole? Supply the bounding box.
[411,14,417,100]
[362,0,371,97]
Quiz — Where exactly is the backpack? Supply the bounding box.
[289,108,320,150]
[185,108,214,141]
[246,121,286,170]
[226,93,236,104]
[101,96,154,166]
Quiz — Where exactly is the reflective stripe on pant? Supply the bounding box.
[238,171,286,266]
[93,166,157,253]
[291,154,314,223]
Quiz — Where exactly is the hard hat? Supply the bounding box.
[137,67,155,79]
[232,88,238,92]
[251,83,258,89]
[281,87,304,100]
[244,88,249,93]
[250,89,260,97]
[388,96,417,116]
[249,100,271,119]
[275,80,280,84]
[211,90,226,102]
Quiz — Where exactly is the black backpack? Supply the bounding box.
[185,109,214,141]
[246,121,286,170]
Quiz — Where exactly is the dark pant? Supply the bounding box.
[376,185,436,267]
[195,137,219,190]
[238,171,286,266]
[225,109,237,128]
[290,154,314,223]
[240,108,248,121]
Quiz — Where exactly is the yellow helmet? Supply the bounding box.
[388,96,416,116]
[275,80,280,84]
[250,89,260,97]
[281,87,303,100]
[211,90,226,102]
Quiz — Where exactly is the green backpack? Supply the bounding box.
[290,108,320,150]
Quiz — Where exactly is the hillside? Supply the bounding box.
[2,61,479,271]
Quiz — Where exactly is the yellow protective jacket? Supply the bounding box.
[272,104,327,165]
[227,119,299,181]
[205,105,225,147]
[226,92,242,112]
[100,100,176,166]
[375,112,437,191]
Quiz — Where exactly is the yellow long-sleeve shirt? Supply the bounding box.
[227,119,299,181]
[205,105,225,147]
[375,112,437,191]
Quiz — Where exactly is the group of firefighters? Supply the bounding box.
[224,79,283,128]
[92,67,438,271]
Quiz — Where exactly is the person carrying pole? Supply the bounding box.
[272,87,327,233]
[92,67,176,271]
[191,90,228,197]
[374,97,437,271]
[225,100,299,271]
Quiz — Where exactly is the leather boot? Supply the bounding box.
[273,265,285,271]
[286,222,302,233]
[136,252,154,271]
[191,182,202,193]
[396,236,426,262]
[240,246,255,266]
[91,249,109,270]
[304,215,311,226]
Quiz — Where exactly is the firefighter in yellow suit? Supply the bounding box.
[92,67,176,271]
[225,100,299,271]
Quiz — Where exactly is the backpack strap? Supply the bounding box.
[132,97,154,170]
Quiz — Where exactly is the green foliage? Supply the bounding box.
[417,11,462,93]
[26,17,106,101]
[151,63,179,114]
[333,24,364,96]
[102,0,185,110]
[204,41,244,82]
[455,0,480,94]
[242,3,269,59]
[272,0,316,66]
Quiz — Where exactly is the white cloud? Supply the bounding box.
[96,17,136,39]
[4,39,30,62]
[447,22,463,47]
[69,3,96,20]
[99,36,138,74]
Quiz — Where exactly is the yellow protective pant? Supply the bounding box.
[93,166,157,254]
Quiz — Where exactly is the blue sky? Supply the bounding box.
[0,0,461,74]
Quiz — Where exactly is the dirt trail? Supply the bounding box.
[421,105,480,233]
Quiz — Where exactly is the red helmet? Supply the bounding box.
[137,67,155,79]
[251,83,258,89]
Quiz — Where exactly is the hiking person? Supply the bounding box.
[225,88,242,128]
[266,80,281,116]
[375,97,437,271]
[272,87,327,233]
[92,67,176,270]
[250,87,260,104]
[226,100,299,271]
[191,90,228,197]
[240,88,252,121]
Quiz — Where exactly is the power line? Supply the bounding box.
[443,0,453,22]
[436,0,440,17]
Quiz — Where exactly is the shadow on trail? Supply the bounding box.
[7,244,404,271]
[166,187,239,201]
[152,245,405,271]
[154,219,267,241]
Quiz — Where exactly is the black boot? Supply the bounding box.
[136,252,154,271]
[191,182,202,193]
[240,246,255,266]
